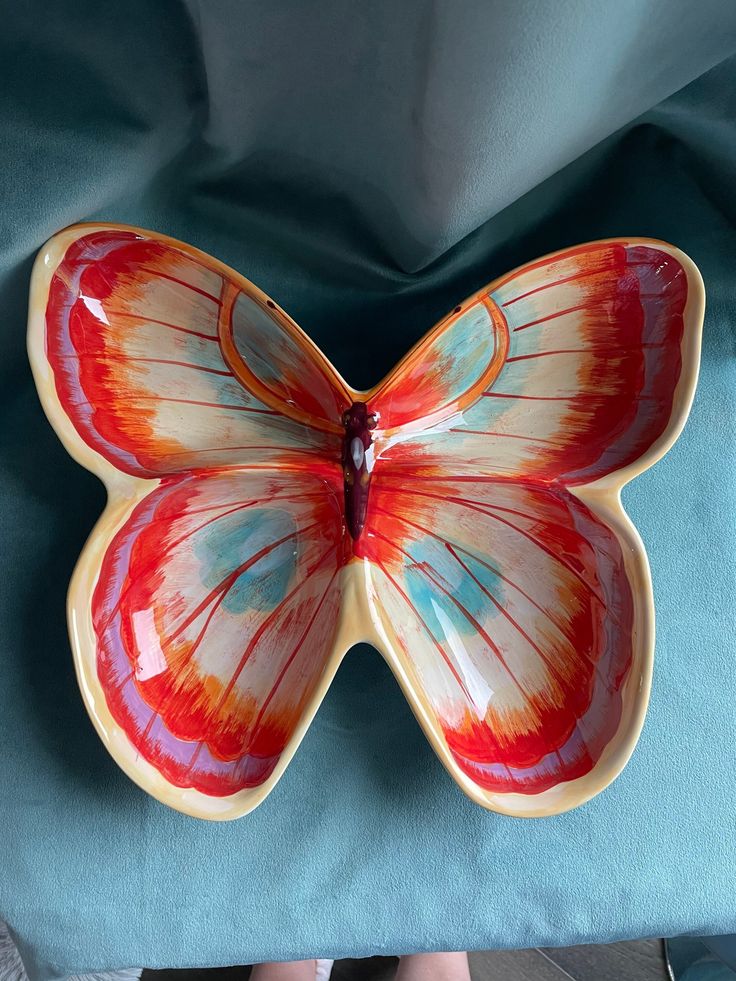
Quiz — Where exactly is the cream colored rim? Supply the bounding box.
[27,224,704,819]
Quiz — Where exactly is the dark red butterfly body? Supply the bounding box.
[342,401,378,540]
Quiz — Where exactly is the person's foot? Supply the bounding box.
[250,951,470,981]
[395,951,471,981]
[250,958,318,981]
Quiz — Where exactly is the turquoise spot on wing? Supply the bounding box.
[402,534,505,641]
[194,507,297,615]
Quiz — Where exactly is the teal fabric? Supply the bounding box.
[1,2,735,976]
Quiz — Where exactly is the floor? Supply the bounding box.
[142,938,669,981]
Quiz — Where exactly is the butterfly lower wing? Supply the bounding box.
[76,467,348,817]
[30,223,345,479]
[374,240,703,484]
[360,474,644,814]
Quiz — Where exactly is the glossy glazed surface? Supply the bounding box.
[27,224,704,818]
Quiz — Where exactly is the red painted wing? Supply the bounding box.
[361,475,634,795]
[372,240,700,483]
[94,468,347,796]
[44,226,349,477]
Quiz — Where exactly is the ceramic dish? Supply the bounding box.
[27,224,704,819]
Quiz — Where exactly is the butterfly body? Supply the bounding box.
[341,400,378,541]
[28,224,704,819]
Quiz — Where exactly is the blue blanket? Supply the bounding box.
[1,2,735,976]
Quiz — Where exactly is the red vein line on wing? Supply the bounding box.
[182,541,340,774]
[159,494,324,558]
[151,444,327,463]
[134,266,223,305]
[105,310,220,342]
[482,391,595,402]
[179,489,326,518]
[506,349,591,362]
[500,258,657,307]
[108,494,322,630]
[378,473,519,486]
[510,304,591,332]
[62,436,324,469]
[58,353,234,377]
[502,269,617,307]
[243,568,339,748]
[369,502,581,647]
[101,501,260,632]
[480,391,656,402]
[155,249,236,283]
[461,498,553,524]
[114,395,279,414]
[70,395,279,415]
[448,428,564,445]
[506,343,664,363]
[372,529,529,702]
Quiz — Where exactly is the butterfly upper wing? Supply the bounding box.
[32,224,350,479]
[372,240,703,484]
[361,239,703,812]
[368,295,509,433]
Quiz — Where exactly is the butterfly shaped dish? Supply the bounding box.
[27,224,704,819]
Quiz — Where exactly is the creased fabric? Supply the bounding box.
[0,2,735,977]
